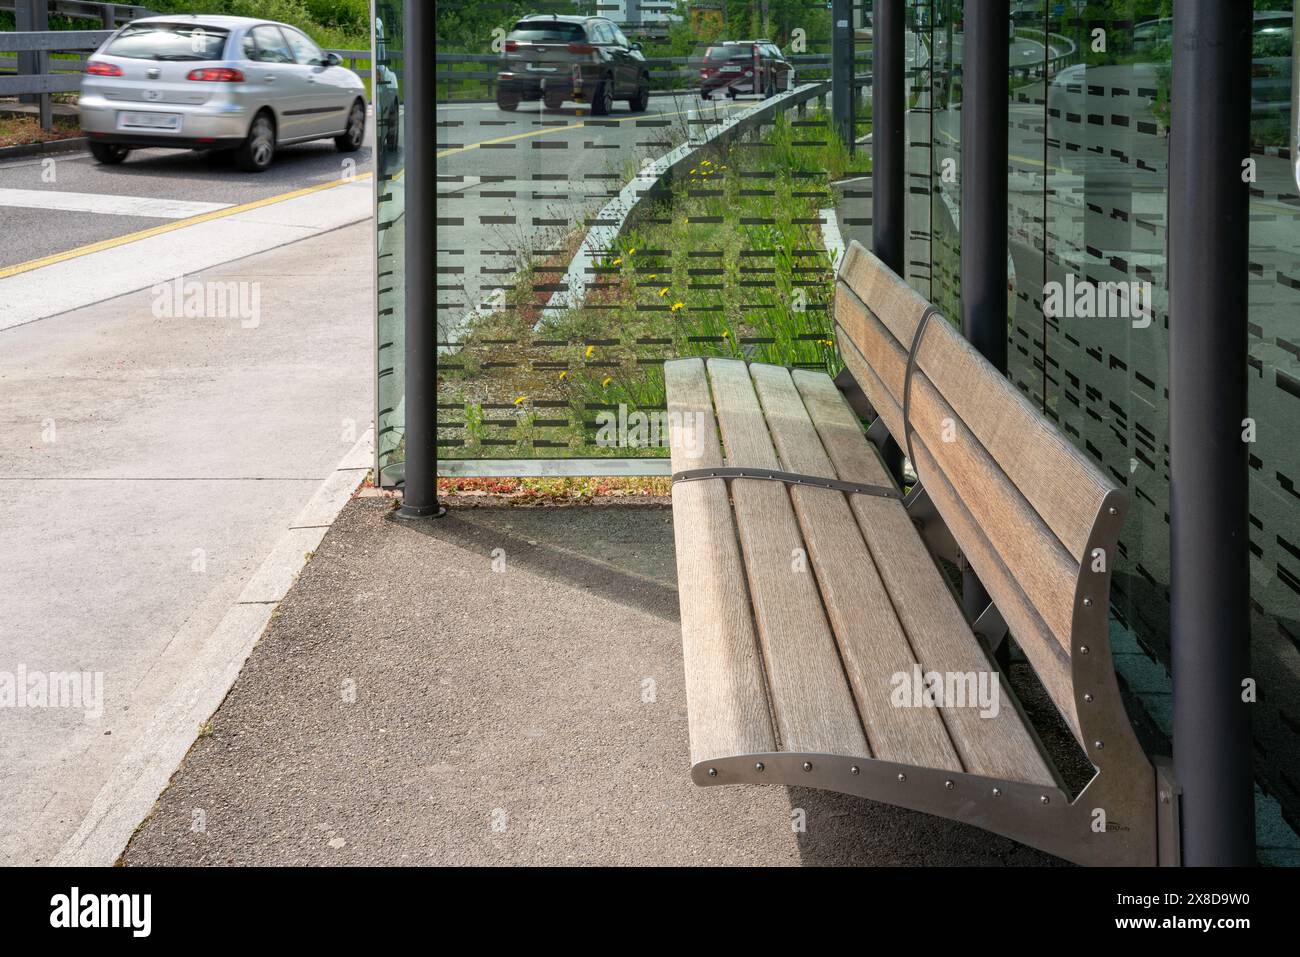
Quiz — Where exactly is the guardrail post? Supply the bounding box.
[1169,0,1255,866]
[100,3,114,30]
[831,0,854,152]
[16,0,50,128]
[395,0,443,520]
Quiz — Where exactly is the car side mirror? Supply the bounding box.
[631,41,642,51]
[323,51,342,67]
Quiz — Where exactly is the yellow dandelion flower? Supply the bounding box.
[558,370,568,381]
[612,257,622,266]
[671,302,685,312]
[585,345,596,358]
[658,287,669,297]
[628,248,637,256]
[690,168,697,174]
[514,395,528,406]
[601,376,613,388]
[722,330,730,339]
[648,274,658,280]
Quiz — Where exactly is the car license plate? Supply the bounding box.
[526,63,557,72]
[118,111,182,131]
[722,65,741,72]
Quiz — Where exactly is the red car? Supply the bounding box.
[699,41,791,99]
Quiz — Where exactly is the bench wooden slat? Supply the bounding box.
[838,240,933,349]
[909,370,1078,654]
[793,370,1058,785]
[834,285,908,434]
[910,433,1082,740]
[748,363,963,771]
[707,359,870,756]
[665,359,777,765]
[915,317,1111,563]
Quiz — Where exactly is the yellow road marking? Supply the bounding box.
[0,172,373,282]
[436,103,749,159]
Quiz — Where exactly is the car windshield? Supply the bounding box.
[507,22,586,43]
[104,23,230,60]
[705,46,753,61]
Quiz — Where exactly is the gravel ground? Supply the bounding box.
[123,497,1064,866]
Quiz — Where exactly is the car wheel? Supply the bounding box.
[235,112,276,173]
[335,100,366,152]
[89,142,129,165]
[628,79,650,112]
[543,90,566,110]
[591,76,614,115]
[700,90,711,101]
[496,89,520,111]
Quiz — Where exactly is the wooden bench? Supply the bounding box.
[665,240,1178,866]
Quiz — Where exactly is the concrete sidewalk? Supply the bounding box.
[0,221,373,865]
[122,498,1064,866]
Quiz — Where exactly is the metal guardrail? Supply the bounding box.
[0,0,149,26]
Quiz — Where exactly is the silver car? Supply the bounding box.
[79,15,368,172]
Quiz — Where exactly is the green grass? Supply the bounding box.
[437,108,869,459]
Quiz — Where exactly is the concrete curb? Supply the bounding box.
[539,80,831,322]
[0,136,88,162]
[50,428,375,867]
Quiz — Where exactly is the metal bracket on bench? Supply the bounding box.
[972,602,1009,654]
[833,367,874,421]
[672,467,902,500]
[865,416,891,454]
[903,484,960,566]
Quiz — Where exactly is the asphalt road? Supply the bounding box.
[0,120,374,270]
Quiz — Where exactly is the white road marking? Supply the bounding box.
[0,187,232,220]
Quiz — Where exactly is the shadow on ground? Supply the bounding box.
[122,497,1063,866]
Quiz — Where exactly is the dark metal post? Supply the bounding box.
[396,0,444,520]
[872,0,905,481]
[957,2,1009,624]
[831,0,855,151]
[1169,1,1255,865]
[872,0,903,273]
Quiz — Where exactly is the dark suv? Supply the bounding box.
[496,15,650,114]
[699,40,791,99]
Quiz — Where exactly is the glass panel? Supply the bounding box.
[1247,1,1300,846]
[1043,1,1173,700]
[429,1,851,463]
[374,0,405,483]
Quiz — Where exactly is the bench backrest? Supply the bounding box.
[833,240,1128,751]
